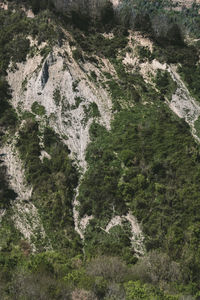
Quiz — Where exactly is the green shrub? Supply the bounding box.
[72,48,84,62]
[100,1,114,26]
[86,256,129,283]
[72,80,80,92]
[178,64,200,103]
[90,70,97,82]
[132,251,182,288]
[82,102,100,125]
[0,165,17,208]
[137,46,154,61]
[155,70,177,100]
[124,281,178,300]
[53,88,61,106]
[74,96,84,109]
[72,27,128,60]
[31,101,46,116]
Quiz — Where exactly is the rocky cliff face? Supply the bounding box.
[4,25,200,253]
[5,31,147,254]
[7,38,112,170]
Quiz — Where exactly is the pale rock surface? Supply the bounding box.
[168,65,200,141]
[105,212,145,256]
[7,44,112,170]
[0,2,8,10]
[73,184,94,240]
[40,150,51,161]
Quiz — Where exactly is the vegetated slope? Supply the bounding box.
[1,0,200,299]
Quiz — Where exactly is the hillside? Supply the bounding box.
[1,0,200,299]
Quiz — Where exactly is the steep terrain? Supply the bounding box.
[1,0,200,299]
[5,18,146,255]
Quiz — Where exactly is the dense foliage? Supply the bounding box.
[79,98,200,290]
[118,0,200,39]
[16,120,80,252]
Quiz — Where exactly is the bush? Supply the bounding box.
[86,256,129,283]
[155,70,177,99]
[124,280,178,300]
[100,1,114,26]
[31,101,46,116]
[132,251,182,289]
[72,48,84,62]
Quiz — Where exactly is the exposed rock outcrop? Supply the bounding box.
[7,44,112,170]
[6,21,200,252]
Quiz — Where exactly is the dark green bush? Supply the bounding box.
[155,70,177,99]
[31,101,46,116]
